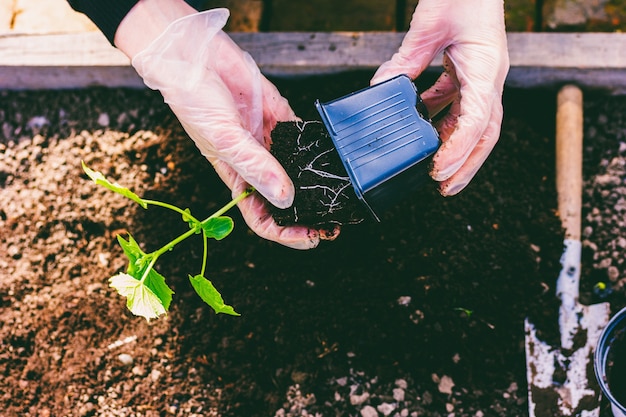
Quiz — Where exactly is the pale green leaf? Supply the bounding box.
[201,216,234,240]
[189,274,239,316]
[116,234,174,310]
[109,273,167,321]
[82,161,147,208]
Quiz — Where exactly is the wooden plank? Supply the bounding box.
[9,0,98,33]
[0,32,142,89]
[197,0,263,32]
[0,1,14,31]
[505,0,537,32]
[4,32,626,91]
[236,32,403,75]
[542,0,626,31]
[267,0,395,31]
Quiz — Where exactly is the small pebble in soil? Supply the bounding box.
[117,353,133,366]
[393,387,405,401]
[360,405,377,417]
[377,402,395,416]
[350,392,370,406]
[97,113,110,127]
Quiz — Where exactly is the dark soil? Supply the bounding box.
[269,120,367,226]
[1,71,626,417]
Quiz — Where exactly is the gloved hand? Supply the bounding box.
[129,8,334,249]
[371,0,510,196]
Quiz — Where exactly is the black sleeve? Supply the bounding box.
[67,0,140,45]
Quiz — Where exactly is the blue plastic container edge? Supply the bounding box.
[315,74,439,221]
[595,306,626,416]
[314,98,366,199]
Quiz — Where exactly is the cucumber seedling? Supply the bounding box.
[82,161,252,321]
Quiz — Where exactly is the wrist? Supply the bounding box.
[114,0,197,59]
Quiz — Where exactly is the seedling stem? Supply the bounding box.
[82,160,253,320]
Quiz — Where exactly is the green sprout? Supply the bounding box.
[454,307,474,318]
[593,281,612,299]
[454,307,496,330]
[82,161,253,321]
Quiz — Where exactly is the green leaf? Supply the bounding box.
[201,216,234,240]
[117,233,145,259]
[182,208,194,227]
[143,267,174,311]
[117,233,147,276]
[189,274,239,316]
[82,160,147,209]
[116,234,174,310]
[109,273,167,321]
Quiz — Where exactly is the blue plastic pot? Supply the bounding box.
[315,75,440,221]
[595,306,626,417]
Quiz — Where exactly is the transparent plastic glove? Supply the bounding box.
[131,9,333,249]
[371,0,509,196]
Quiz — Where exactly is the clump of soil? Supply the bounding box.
[269,120,367,226]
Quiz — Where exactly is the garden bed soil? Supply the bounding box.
[1,72,626,416]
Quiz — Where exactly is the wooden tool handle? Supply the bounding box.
[556,85,583,241]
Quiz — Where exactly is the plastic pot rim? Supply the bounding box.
[595,306,626,415]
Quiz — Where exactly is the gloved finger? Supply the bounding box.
[239,194,341,249]
[133,31,294,208]
[260,76,298,146]
[420,73,457,119]
[438,106,503,196]
[429,55,461,142]
[238,192,327,250]
[211,32,267,142]
[370,6,447,85]
[215,160,340,250]
[430,53,499,182]
[160,70,295,209]
[190,35,297,206]
[183,29,293,146]
[419,55,459,118]
[430,107,490,183]
[211,35,298,146]
[432,97,461,145]
[208,122,296,209]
